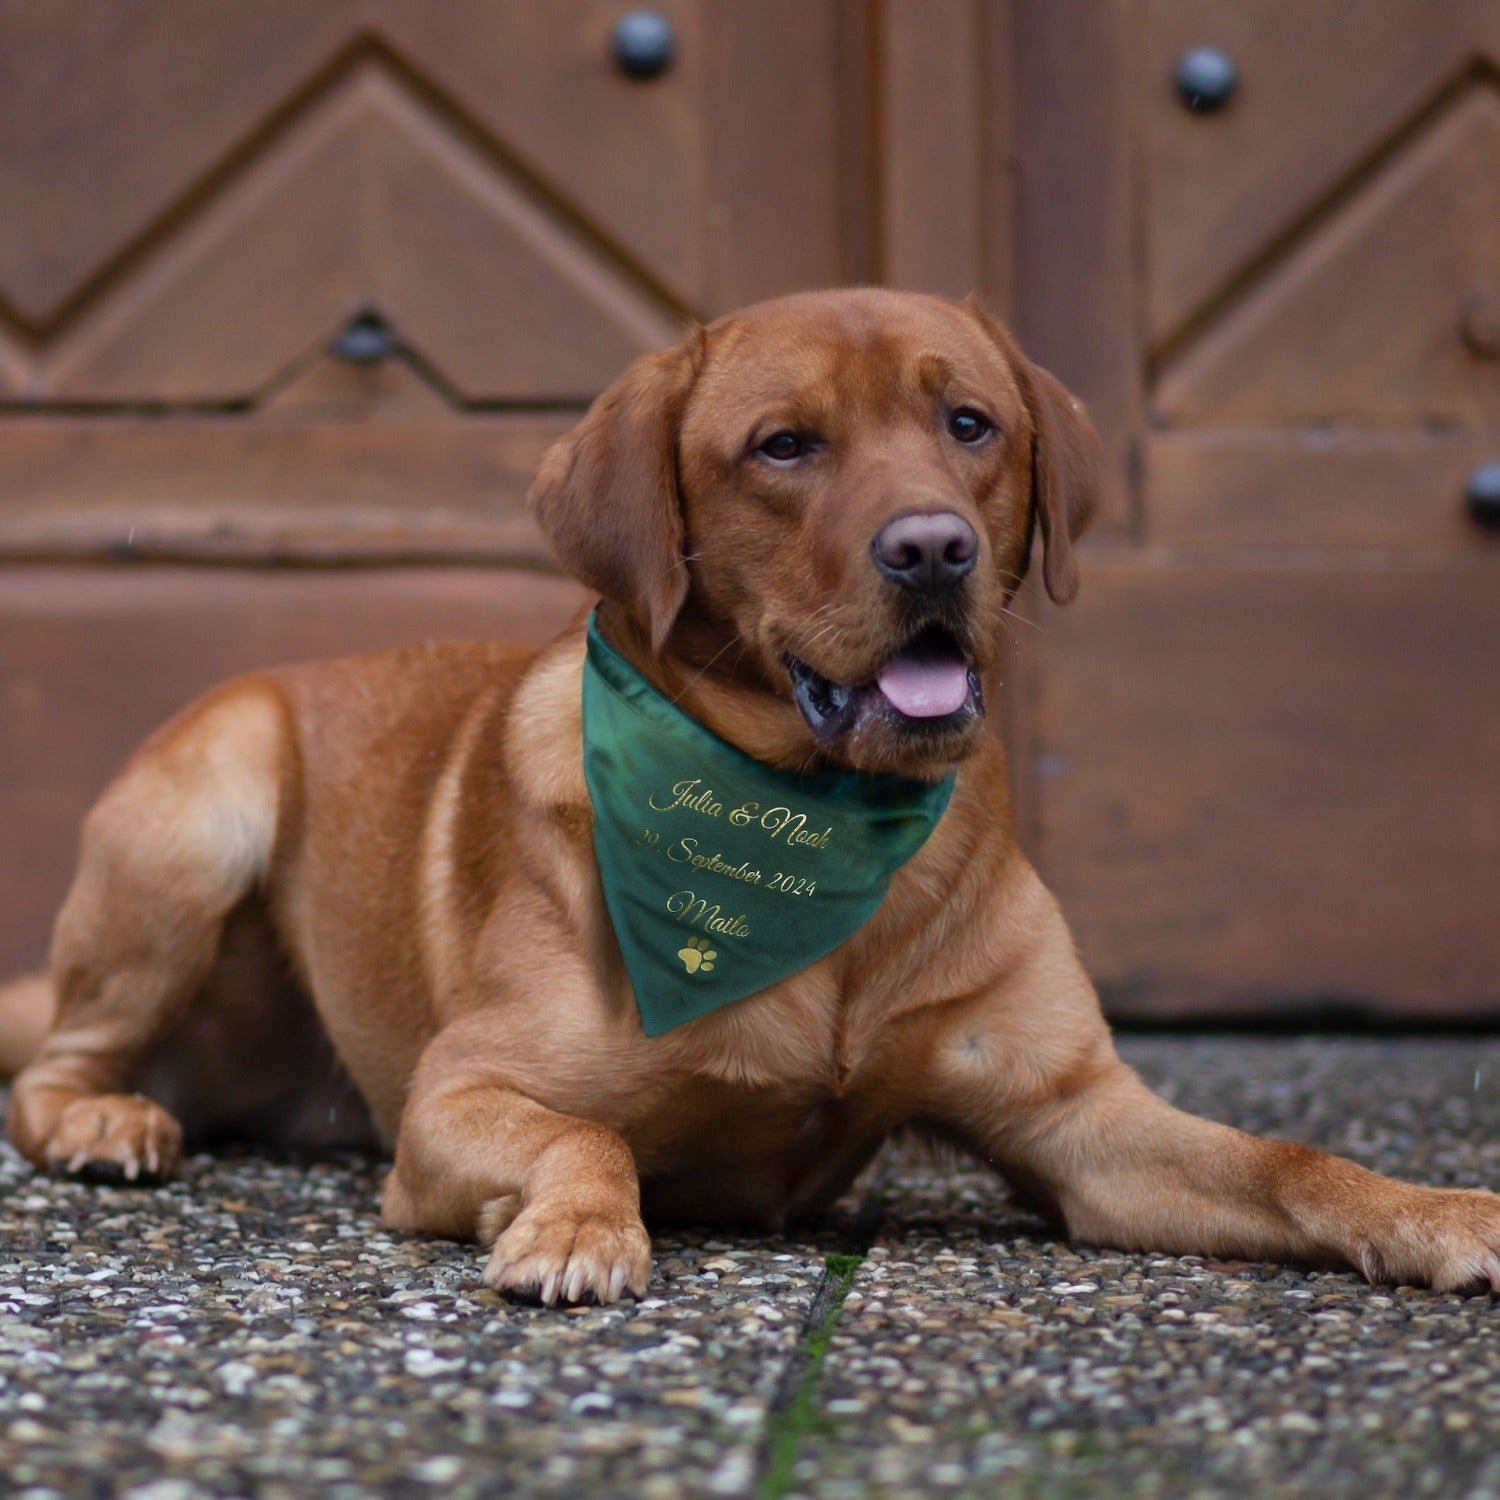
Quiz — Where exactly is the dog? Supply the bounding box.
[3,289,1498,1306]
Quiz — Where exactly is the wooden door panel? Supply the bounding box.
[1010,1,1500,1018]
[0,0,357,326]
[0,1,859,405]
[0,0,882,579]
[0,407,572,565]
[38,83,367,403]
[877,0,987,297]
[41,68,683,403]
[375,0,708,308]
[369,72,685,401]
[1142,0,1500,349]
[1030,559,1500,1018]
[1145,431,1500,550]
[1012,0,1138,533]
[0,567,590,970]
[0,1,704,331]
[1156,94,1500,426]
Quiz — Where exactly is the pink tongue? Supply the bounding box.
[876,653,970,718]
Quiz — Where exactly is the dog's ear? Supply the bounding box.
[1019,360,1100,605]
[530,330,704,653]
[965,301,1100,605]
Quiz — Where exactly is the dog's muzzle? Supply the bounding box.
[784,623,983,743]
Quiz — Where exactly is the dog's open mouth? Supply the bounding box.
[784,625,983,743]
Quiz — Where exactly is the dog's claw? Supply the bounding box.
[42,1094,183,1183]
[1482,1253,1500,1294]
[1355,1186,1500,1293]
[483,1202,651,1307]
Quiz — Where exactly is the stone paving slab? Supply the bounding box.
[793,1037,1500,1499]
[1,1036,1498,1498]
[0,1145,840,1499]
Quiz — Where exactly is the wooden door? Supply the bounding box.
[6,2,1490,1022]
[1013,0,1500,1018]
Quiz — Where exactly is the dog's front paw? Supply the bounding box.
[1355,1186,1500,1293]
[483,1200,652,1306]
[41,1093,183,1182]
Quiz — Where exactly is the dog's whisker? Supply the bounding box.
[667,633,746,708]
[998,604,1043,634]
[801,619,852,658]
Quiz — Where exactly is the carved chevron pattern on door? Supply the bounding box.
[1156,87,1500,425]
[0,3,702,403]
[1144,0,1500,424]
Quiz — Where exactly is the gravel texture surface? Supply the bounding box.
[1,1035,1498,1498]
[799,1036,1500,1499]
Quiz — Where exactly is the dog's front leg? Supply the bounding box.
[975,1056,1500,1291]
[381,1022,651,1305]
[924,909,1500,1292]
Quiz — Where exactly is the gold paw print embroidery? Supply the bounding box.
[677,936,718,975]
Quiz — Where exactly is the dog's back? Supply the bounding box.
[0,635,543,1146]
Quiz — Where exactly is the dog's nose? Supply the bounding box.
[871,511,978,593]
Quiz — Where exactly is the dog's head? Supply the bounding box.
[532,289,1098,778]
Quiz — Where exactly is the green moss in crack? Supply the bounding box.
[756,1252,864,1498]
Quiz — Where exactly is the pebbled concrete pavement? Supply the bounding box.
[1,1035,1497,1498]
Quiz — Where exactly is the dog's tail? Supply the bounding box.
[0,973,54,1077]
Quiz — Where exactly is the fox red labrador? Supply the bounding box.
[5,289,1497,1305]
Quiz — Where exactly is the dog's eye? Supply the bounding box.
[948,409,993,444]
[758,431,810,464]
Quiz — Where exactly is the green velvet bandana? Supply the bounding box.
[582,615,956,1036]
